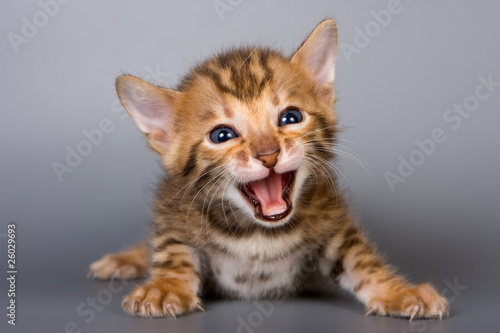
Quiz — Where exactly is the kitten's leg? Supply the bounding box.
[321,223,449,320]
[88,241,149,280]
[121,231,203,318]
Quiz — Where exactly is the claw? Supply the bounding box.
[145,302,152,318]
[196,303,205,312]
[87,269,99,279]
[409,305,420,321]
[110,271,118,279]
[133,300,140,313]
[165,303,176,319]
[365,306,377,316]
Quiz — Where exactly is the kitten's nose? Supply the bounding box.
[256,150,280,169]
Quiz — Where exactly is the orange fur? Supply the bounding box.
[89,19,448,320]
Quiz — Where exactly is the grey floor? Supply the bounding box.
[2,0,500,332]
[6,211,500,333]
[11,264,500,333]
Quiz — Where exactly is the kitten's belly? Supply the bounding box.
[206,247,306,299]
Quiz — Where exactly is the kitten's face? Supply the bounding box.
[116,20,338,228]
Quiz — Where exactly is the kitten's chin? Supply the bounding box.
[237,171,296,226]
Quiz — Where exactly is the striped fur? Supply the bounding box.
[89,20,448,320]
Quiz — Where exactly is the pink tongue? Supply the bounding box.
[249,173,287,216]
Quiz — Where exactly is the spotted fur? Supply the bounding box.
[89,20,448,320]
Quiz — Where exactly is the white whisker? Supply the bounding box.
[186,167,227,227]
[165,164,227,207]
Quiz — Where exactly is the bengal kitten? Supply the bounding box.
[89,20,448,320]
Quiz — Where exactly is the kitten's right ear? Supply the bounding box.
[116,75,179,147]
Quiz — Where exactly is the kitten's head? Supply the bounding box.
[116,20,338,228]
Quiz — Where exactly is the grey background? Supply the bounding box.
[1,0,499,332]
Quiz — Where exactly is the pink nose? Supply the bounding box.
[256,150,280,169]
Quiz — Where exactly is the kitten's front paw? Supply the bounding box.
[122,279,203,318]
[366,283,449,320]
[88,253,148,280]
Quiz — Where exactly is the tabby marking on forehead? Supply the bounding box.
[181,48,279,100]
[90,19,449,321]
[223,105,233,118]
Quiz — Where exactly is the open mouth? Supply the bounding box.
[238,171,295,223]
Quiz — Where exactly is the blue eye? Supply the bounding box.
[210,127,238,143]
[279,109,303,126]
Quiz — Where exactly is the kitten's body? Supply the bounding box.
[89,20,448,320]
[163,172,344,300]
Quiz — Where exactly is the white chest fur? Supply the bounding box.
[205,232,307,299]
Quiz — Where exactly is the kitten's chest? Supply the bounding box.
[204,232,310,299]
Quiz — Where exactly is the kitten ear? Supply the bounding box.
[291,19,338,91]
[116,75,179,145]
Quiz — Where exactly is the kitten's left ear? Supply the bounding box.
[291,19,338,93]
